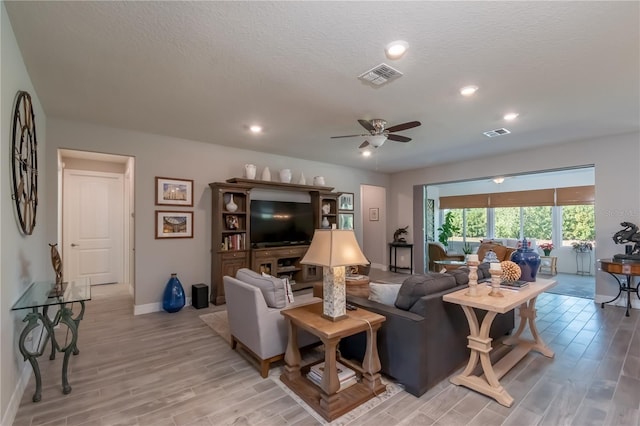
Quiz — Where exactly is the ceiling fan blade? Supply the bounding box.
[359,141,370,149]
[386,121,422,133]
[387,134,412,143]
[330,134,368,139]
[358,119,375,132]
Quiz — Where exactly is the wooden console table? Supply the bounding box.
[599,258,640,317]
[443,278,557,407]
[280,302,386,421]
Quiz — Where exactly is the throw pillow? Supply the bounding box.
[235,268,287,308]
[282,277,294,304]
[368,283,401,306]
[395,273,457,311]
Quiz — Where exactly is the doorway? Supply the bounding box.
[58,150,135,295]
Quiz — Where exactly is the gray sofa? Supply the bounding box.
[339,268,514,397]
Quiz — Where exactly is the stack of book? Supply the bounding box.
[501,280,529,290]
[307,361,357,392]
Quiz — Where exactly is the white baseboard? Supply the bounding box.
[595,293,640,310]
[2,362,32,426]
[133,297,192,316]
[371,262,387,271]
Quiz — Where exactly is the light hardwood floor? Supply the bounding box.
[12,274,640,426]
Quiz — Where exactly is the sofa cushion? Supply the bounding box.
[368,282,402,306]
[395,273,457,311]
[447,267,470,285]
[235,268,287,308]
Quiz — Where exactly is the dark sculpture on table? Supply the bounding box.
[612,222,640,261]
[48,243,67,297]
[393,226,409,243]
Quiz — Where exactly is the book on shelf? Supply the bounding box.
[309,361,355,383]
[307,372,358,392]
[501,280,529,290]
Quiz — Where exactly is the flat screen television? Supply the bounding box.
[250,200,314,247]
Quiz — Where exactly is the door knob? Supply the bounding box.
[71,243,79,247]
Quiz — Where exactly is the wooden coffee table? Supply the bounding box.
[443,278,557,407]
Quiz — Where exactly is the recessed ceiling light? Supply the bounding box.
[385,40,409,59]
[361,150,372,157]
[503,112,519,121]
[249,125,262,134]
[460,85,479,96]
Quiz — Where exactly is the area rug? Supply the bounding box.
[199,309,405,425]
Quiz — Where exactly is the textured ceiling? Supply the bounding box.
[5,1,639,173]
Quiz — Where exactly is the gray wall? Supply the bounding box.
[1,4,50,422]
[389,131,640,304]
[45,119,391,310]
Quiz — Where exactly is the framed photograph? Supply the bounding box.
[155,177,193,206]
[156,211,193,239]
[339,192,354,211]
[369,207,379,221]
[339,213,354,230]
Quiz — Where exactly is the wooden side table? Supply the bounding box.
[280,302,386,421]
[443,278,557,407]
[538,256,557,275]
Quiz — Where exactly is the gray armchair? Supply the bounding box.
[223,274,320,377]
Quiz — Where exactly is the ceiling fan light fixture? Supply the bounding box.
[493,177,505,184]
[460,85,479,97]
[385,40,409,59]
[369,135,387,148]
[361,150,372,157]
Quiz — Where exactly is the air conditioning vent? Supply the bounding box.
[483,128,511,138]
[358,63,403,86]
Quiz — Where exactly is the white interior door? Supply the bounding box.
[63,169,124,284]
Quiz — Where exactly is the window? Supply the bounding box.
[523,206,552,241]
[464,208,487,242]
[494,207,520,239]
[562,205,595,245]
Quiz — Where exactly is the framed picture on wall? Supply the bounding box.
[156,211,193,239]
[339,213,354,230]
[369,207,379,221]
[155,177,194,206]
[338,192,354,211]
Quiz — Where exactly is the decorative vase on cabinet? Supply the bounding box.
[510,239,541,282]
[163,273,185,313]
[226,194,238,212]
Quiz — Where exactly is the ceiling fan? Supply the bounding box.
[331,119,421,148]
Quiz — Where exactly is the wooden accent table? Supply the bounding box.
[443,278,557,407]
[599,258,640,317]
[538,255,557,275]
[280,302,386,421]
[313,276,371,298]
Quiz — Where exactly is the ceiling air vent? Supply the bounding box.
[483,128,511,138]
[358,63,403,86]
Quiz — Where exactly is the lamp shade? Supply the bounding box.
[368,135,387,148]
[301,229,368,267]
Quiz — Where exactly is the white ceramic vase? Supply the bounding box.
[261,167,271,181]
[298,172,306,185]
[321,217,330,228]
[244,164,256,180]
[280,169,292,183]
[313,176,325,186]
[226,194,238,212]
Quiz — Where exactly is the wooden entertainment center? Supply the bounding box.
[209,178,339,305]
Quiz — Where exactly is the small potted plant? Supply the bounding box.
[437,211,460,250]
[539,242,554,256]
[462,242,473,255]
[572,241,593,252]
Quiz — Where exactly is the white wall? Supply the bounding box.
[390,131,640,303]
[1,3,49,423]
[45,119,390,309]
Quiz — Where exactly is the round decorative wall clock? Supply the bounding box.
[11,91,38,235]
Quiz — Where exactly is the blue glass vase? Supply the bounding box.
[163,273,185,313]
[510,239,541,282]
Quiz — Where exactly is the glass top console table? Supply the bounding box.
[12,278,91,402]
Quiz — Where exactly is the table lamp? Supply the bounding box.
[301,228,368,321]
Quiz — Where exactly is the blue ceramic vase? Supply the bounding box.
[163,273,185,313]
[510,239,541,282]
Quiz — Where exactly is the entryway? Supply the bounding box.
[58,149,135,295]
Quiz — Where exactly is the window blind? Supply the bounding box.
[489,189,555,207]
[439,194,489,209]
[556,185,595,205]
